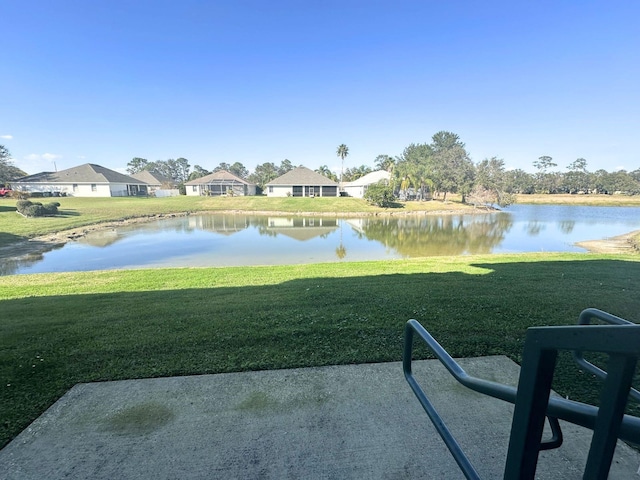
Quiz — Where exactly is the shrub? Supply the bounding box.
[16,200,32,211]
[16,200,60,217]
[25,203,45,217]
[363,181,396,208]
[43,202,60,215]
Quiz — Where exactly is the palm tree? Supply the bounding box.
[336,144,349,185]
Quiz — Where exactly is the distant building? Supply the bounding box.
[184,170,256,196]
[129,170,179,197]
[12,164,148,197]
[265,166,339,197]
[341,170,391,198]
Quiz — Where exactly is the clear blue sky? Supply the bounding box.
[3,1,639,176]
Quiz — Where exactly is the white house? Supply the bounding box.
[265,166,339,197]
[341,170,391,198]
[184,170,257,196]
[12,164,149,197]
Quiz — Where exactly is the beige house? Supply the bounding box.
[265,166,339,197]
[184,170,256,196]
[12,164,149,197]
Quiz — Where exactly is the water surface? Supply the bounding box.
[2,205,639,275]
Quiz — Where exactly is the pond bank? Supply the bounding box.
[575,230,640,254]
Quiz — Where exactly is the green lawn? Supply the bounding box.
[1,253,639,448]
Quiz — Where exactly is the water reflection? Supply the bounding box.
[351,214,513,256]
[1,205,639,275]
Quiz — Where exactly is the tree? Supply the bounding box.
[175,158,191,182]
[533,156,558,193]
[504,169,535,194]
[337,144,349,183]
[228,162,249,179]
[363,180,396,207]
[146,158,190,184]
[374,154,395,173]
[315,165,338,181]
[249,162,279,189]
[0,145,27,184]
[429,132,474,201]
[343,165,371,181]
[278,159,293,175]
[394,143,432,200]
[563,158,590,194]
[475,157,515,207]
[213,162,232,173]
[126,157,149,174]
[188,165,211,181]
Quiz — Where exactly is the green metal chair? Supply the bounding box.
[403,308,640,479]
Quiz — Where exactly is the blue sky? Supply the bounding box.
[2,1,639,176]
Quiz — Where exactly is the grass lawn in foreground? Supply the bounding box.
[1,253,639,448]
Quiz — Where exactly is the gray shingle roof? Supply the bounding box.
[184,170,255,186]
[130,170,172,185]
[15,164,147,184]
[266,167,338,186]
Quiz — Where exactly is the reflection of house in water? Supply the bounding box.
[187,215,251,235]
[266,217,338,241]
[77,229,121,247]
[344,218,365,235]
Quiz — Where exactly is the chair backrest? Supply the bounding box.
[403,308,640,480]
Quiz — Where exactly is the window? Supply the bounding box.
[91,184,97,191]
[192,186,197,192]
[73,184,78,192]
[268,186,273,193]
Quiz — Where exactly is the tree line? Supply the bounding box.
[3,139,639,203]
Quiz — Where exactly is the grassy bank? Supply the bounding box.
[0,196,472,246]
[514,193,640,206]
[1,253,639,447]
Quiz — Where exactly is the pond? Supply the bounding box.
[1,205,639,275]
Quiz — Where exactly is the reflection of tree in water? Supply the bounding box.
[558,220,575,234]
[335,222,347,260]
[357,214,513,256]
[0,245,63,276]
[526,222,546,236]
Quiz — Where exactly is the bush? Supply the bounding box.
[16,200,32,211]
[16,200,60,217]
[363,181,396,207]
[26,204,45,217]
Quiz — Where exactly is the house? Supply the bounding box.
[184,170,256,196]
[341,170,391,198]
[129,170,176,196]
[265,166,339,197]
[12,163,149,197]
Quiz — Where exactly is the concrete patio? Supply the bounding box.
[1,356,639,479]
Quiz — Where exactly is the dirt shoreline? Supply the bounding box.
[1,209,638,259]
[574,230,640,254]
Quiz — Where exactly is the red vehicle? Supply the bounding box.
[0,187,12,197]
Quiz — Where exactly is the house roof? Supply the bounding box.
[266,166,338,186]
[184,170,255,186]
[130,170,173,186]
[15,164,148,185]
[343,170,391,187]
